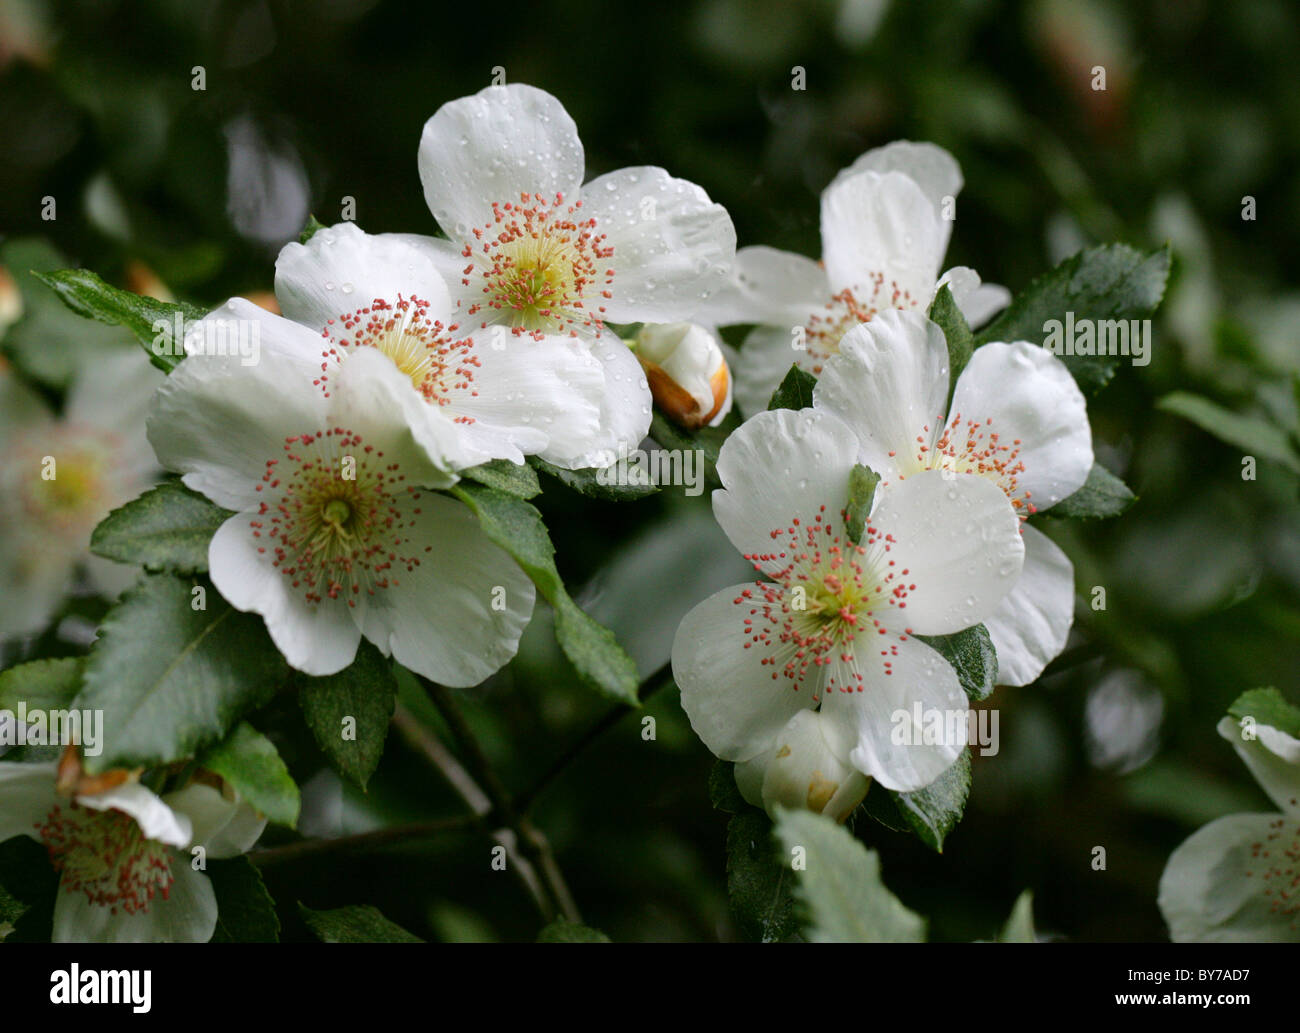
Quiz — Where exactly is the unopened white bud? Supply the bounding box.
[635,322,732,429]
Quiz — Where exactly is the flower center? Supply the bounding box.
[316,294,477,418]
[37,802,174,915]
[250,427,426,605]
[898,413,1034,515]
[736,503,915,701]
[1245,813,1300,931]
[461,192,614,337]
[14,429,113,535]
[802,276,919,372]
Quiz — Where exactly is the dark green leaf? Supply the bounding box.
[90,481,234,574]
[209,857,280,942]
[449,484,639,703]
[1048,462,1137,519]
[460,458,541,499]
[1158,392,1300,474]
[33,268,209,374]
[1227,687,1300,739]
[844,463,880,544]
[299,903,423,943]
[767,364,818,411]
[915,624,997,701]
[773,807,926,942]
[74,574,288,774]
[928,283,974,410]
[199,722,300,828]
[536,919,611,943]
[0,838,58,942]
[709,759,746,814]
[891,748,972,853]
[726,808,797,942]
[859,783,911,833]
[975,244,1171,394]
[0,882,27,942]
[298,641,396,790]
[529,456,659,501]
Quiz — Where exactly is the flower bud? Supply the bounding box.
[635,321,731,429]
[734,709,871,823]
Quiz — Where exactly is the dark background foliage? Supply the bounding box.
[2,0,1298,941]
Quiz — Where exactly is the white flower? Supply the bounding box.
[1158,712,1300,942]
[671,407,1024,793]
[635,321,732,429]
[400,83,738,460]
[0,761,265,942]
[814,309,1093,686]
[704,141,1010,416]
[271,221,609,470]
[0,351,162,639]
[734,708,871,822]
[147,345,535,685]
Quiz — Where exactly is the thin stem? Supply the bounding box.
[249,816,474,868]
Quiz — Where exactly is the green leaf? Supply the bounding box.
[199,722,300,829]
[1227,687,1300,739]
[891,748,972,853]
[915,625,997,702]
[647,409,738,492]
[844,463,880,544]
[1158,392,1300,474]
[928,283,974,410]
[0,882,27,942]
[767,364,818,411]
[709,759,746,814]
[998,889,1037,943]
[975,244,1171,393]
[449,483,639,704]
[74,574,288,774]
[298,215,327,244]
[208,857,280,942]
[32,268,208,374]
[1048,462,1137,519]
[460,458,542,499]
[773,807,926,942]
[529,456,659,501]
[299,903,423,943]
[90,481,233,574]
[0,658,85,763]
[859,783,911,833]
[298,641,396,790]
[726,809,798,943]
[536,919,611,943]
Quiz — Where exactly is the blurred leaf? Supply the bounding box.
[1049,463,1137,519]
[299,903,423,943]
[1227,687,1300,738]
[772,808,926,942]
[916,625,997,702]
[209,857,279,943]
[33,268,208,374]
[461,458,541,499]
[891,748,972,853]
[845,463,880,544]
[90,481,233,574]
[298,641,396,790]
[530,456,658,501]
[73,574,287,774]
[299,215,327,243]
[536,919,611,942]
[997,890,1036,943]
[0,657,83,712]
[1158,392,1300,474]
[727,808,797,942]
[976,244,1171,393]
[450,483,639,703]
[199,722,300,828]
[0,882,27,942]
[767,364,817,411]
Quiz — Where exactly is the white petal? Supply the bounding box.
[699,245,830,328]
[574,331,651,468]
[0,761,58,844]
[357,492,535,687]
[164,782,266,858]
[813,309,950,480]
[579,166,737,324]
[53,858,218,943]
[870,470,1024,635]
[274,221,452,332]
[820,169,946,303]
[208,513,363,676]
[418,84,585,238]
[1158,813,1300,942]
[832,140,964,219]
[820,631,968,792]
[1217,716,1300,819]
[147,347,327,511]
[77,781,191,848]
[950,341,1094,511]
[672,583,814,762]
[732,324,813,419]
[450,330,605,467]
[939,266,1009,328]
[982,525,1075,686]
[713,407,861,578]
